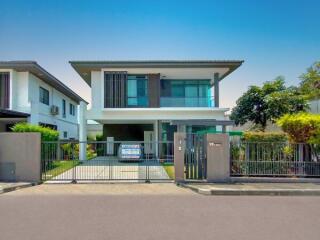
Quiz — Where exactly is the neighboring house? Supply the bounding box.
[71,60,243,148]
[309,99,320,114]
[0,61,86,139]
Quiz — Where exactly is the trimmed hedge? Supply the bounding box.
[243,131,287,142]
[11,122,59,141]
[277,113,320,144]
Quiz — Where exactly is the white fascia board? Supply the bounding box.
[87,107,228,121]
[101,107,229,112]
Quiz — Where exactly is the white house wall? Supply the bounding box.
[91,71,102,110]
[14,71,30,113]
[28,73,79,139]
[309,99,320,114]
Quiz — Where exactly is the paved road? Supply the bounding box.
[0,184,320,240]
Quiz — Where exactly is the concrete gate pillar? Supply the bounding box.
[79,101,87,161]
[206,134,230,182]
[174,132,186,182]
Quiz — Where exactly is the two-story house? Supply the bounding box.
[71,60,243,147]
[0,61,86,139]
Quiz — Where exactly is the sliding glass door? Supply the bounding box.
[160,79,211,107]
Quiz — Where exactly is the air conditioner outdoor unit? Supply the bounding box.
[50,105,59,115]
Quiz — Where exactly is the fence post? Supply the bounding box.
[298,143,304,175]
[174,132,186,182]
[71,142,77,184]
[56,139,60,161]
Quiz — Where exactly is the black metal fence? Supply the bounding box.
[41,141,174,182]
[230,142,320,177]
[184,134,207,180]
[42,137,320,182]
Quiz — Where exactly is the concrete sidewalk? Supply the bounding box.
[8,183,194,196]
[179,182,320,196]
[0,182,34,194]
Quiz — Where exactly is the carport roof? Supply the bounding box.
[170,119,235,126]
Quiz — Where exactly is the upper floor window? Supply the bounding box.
[160,80,212,107]
[62,99,66,118]
[127,75,148,107]
[69,103,75,116]
[0,72,10,109]
[39,87,49,105]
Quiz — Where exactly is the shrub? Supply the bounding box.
[95,134,105,156]
[277,113,320,143]
[61,143,96,160]
[243,131,287,142]
[87,134,96,141]
[95,134,104,141]
[11,122,59,141]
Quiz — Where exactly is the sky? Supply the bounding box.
[0,0,319,109]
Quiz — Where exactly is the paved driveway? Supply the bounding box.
[50,156,170,182]
[1,184,320,240]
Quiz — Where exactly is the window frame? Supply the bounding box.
[62,99,66,118]
[160,79,211,98]
[127,75,149,107]
[69,103,75,116]
[39,87,49,105]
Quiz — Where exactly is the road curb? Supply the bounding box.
[178,183,320,196]
[0,183,36,194]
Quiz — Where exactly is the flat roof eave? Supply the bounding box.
[69,60,244,86]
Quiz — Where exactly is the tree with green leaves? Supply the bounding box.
[230,77,307,130]
[299,61,320,100]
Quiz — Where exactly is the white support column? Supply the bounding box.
[79,101,87,161]
[154,120,159,158]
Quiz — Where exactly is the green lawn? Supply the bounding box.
[42,160,80,180]
[161,162,175,179]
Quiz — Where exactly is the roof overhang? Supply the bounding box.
[0,61,87,104]
[69,60,244,86]
[0,109,30,118]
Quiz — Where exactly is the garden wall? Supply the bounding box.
[0,133,41,182]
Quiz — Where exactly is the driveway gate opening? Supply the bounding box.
[41,141,174,182]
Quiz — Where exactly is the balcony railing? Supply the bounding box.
[103,96,214,108]
[160,97,214,107]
